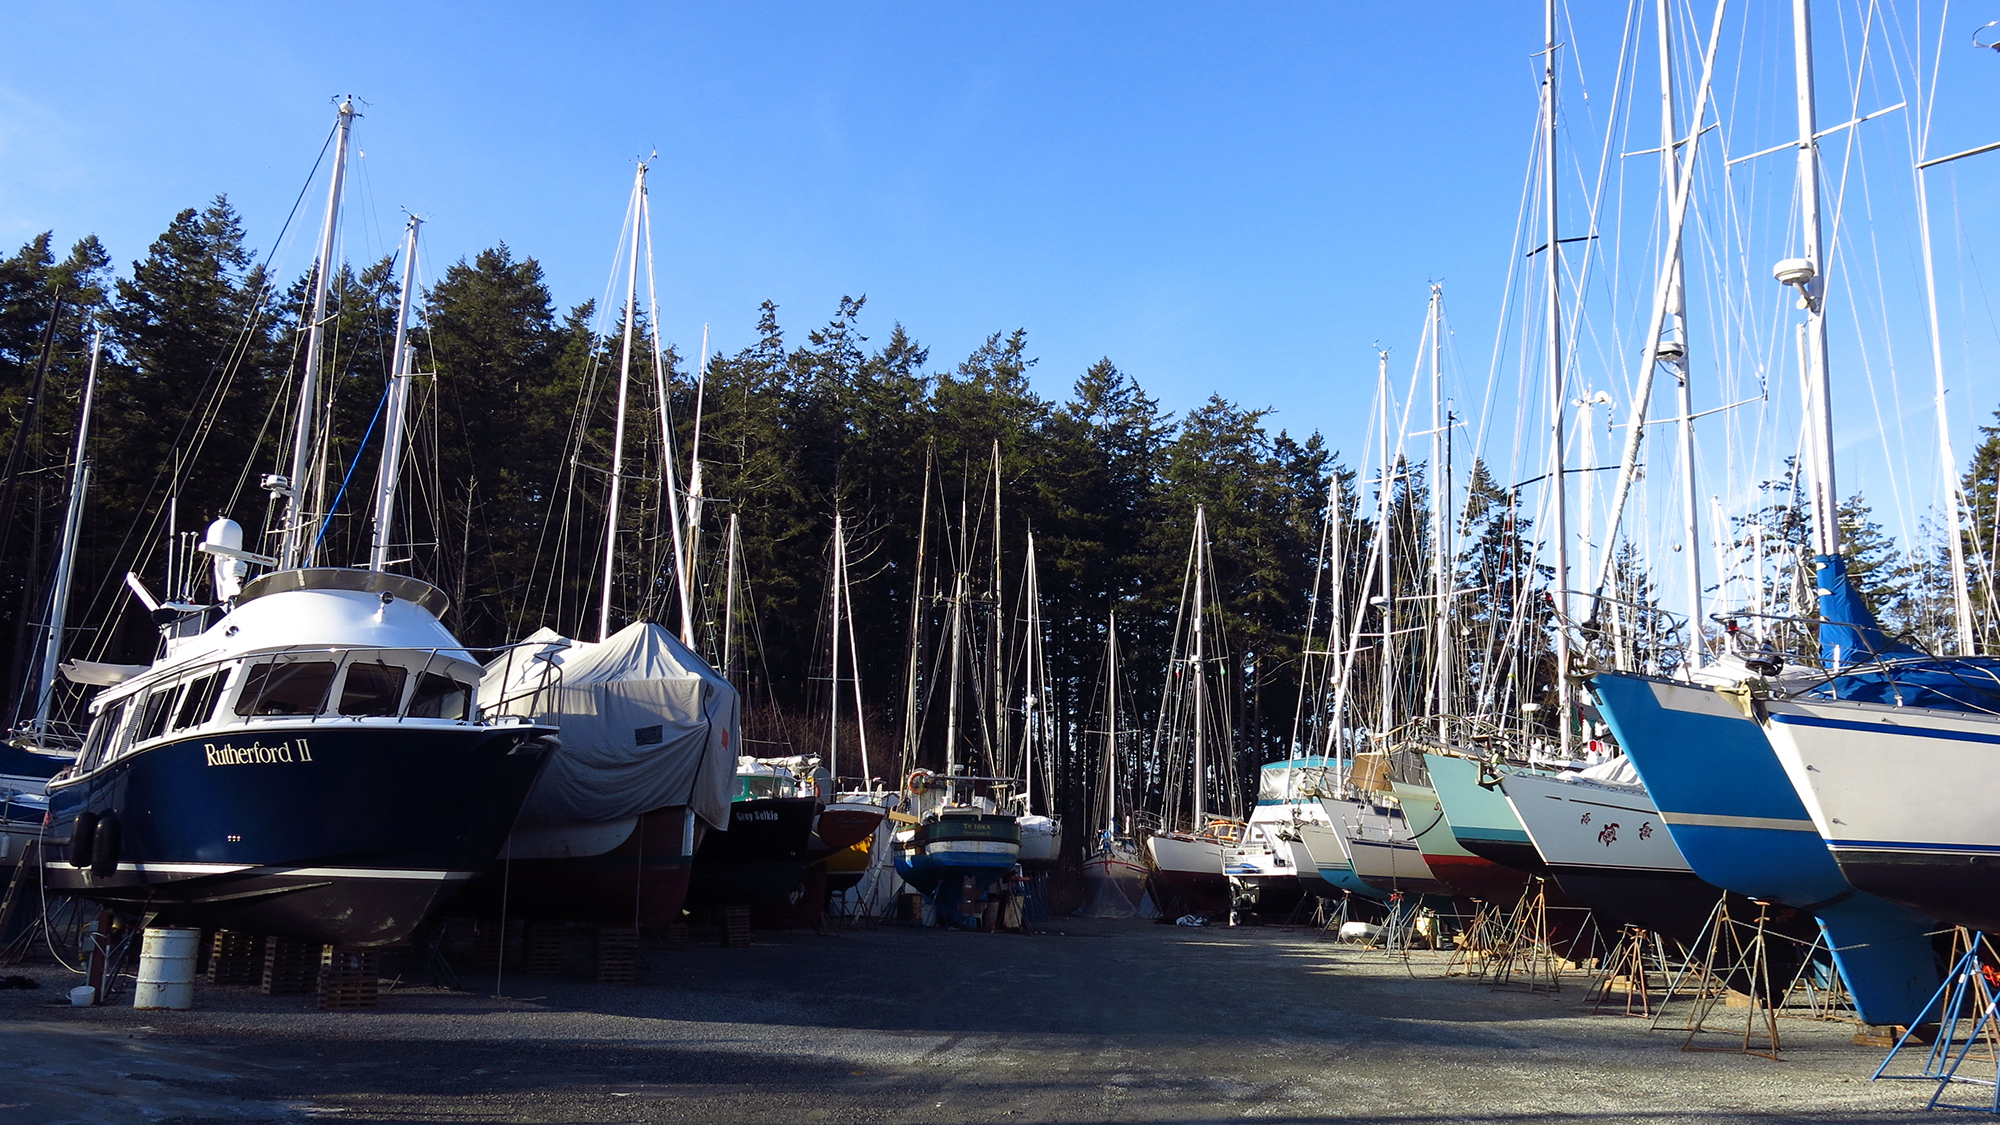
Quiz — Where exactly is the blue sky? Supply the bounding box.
[6,2,2000,609]
[1,3,1533,457]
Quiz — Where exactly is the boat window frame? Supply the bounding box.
[233,656,343,719]
[173,668,231,732]
[133,684,180,747]
[336,660,410,718]
[76,699,129,773]
[406,669,472,721]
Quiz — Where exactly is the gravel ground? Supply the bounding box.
[0,917,1954,1124]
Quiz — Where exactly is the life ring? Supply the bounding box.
[89,815,121,879]
[67,811,98,870]
[906,769,934,792]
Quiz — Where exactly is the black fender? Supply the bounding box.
[67,810,98,870]
[89,815,121,879]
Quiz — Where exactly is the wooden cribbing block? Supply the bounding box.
[317,947,379,1011]
[595,926,639,984]
[525,921,565,975]
[721,906,752,948]
[207,931,261,985]
[260,936,318,995]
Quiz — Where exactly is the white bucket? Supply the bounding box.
[133,927,201,1010]
[68,985,95,1007]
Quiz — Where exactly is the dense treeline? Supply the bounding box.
[20,200,1880,849]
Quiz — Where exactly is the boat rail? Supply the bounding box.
[60,640,564,780]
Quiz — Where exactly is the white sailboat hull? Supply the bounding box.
[1762,694,2000,931]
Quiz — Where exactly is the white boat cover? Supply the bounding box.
[480,622,738,832]
[1575,753,1642,787]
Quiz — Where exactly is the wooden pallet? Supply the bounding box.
[525,921,565,975]
[208,931,261,985]
[317,947,379,1011]
[721,906,752,948]
[261,936,319,995]
[595,926,639,984]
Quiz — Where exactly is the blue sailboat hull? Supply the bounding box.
[1589,671,1940,1027]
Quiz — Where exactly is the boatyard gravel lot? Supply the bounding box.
[0,918,1937,1124]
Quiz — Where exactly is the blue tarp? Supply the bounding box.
[1802,655,2000,714]
[1816,553,1919,667]
[1807,553,2000,712]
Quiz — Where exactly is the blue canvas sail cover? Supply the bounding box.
[1806,553,2000,713]
[1816,553,1919,667]
[1802,655,2000,713]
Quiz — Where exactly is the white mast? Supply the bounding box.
[1021,532,1040,814]
[1589,0,1728,618]
[1326,475,1345,759]
[683,323,711,645]
[1376,349,1394,757]
[637,180,694,645]
[278,96,356,571]
[944,569,967,805]
[988,442,1005,778]
[599,161,646,642]
[1103,612,1119,834]
[901,447,933,777]
[370,215,422,573]
[720,512,740,682]
[1429,285,1452,735]
[829,509,845,779]
[1541,0,1574,759]
[841,523,871,785]
[1915,65,1979,650]
[30,328,102,742]
[1657,0,1705,670]
[1191,505,1208,828]
[1790,0,1839,559]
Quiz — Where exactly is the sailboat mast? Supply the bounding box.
[1104,612,1119,834]
[1021,532,1038,815]
[1429,285,1451,733]
[900,446,933,777]
[842,530,872,785]
[599,162,646,642]
[1657,0,1704,670]
[370,215,422,574]
[829,510,844,779]
[637,184,695,646]
[988,442,1004,779]
[1791,0,1839,558]
[1376,350,1393,755]
[721,512,740,682]
[278,96,356,571]
[684,324,710,645]
[944,570,966,804]
[1192,505,1208,829]
[1541,1,1574,758]
[1914,54,1976,649]
[31,328,101,740]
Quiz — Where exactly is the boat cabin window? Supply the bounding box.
[77,700,128,772]
[736,774,795,801]
[338,662,408,717]
[135,687,178,744]
[175,671,228,730]
[234,660,340,717]
[407,672,470,721]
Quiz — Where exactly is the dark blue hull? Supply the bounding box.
[1590,672,1941,1026]
[44,723,551,947]
[686,797,817,910]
